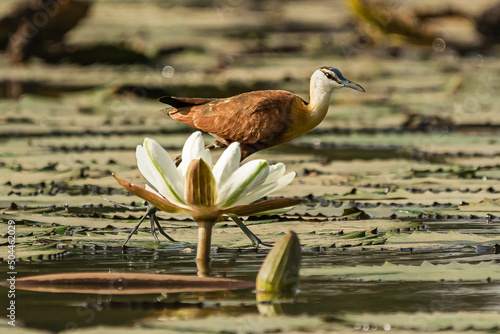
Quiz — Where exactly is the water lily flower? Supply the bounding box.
[113,132,300,275]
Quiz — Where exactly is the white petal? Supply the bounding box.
[137,138,185,206]
[217,159,269,208]
[178,132,206,176]
[271,171,296,193]
[145,184,162,197]
[202,148,213,168]
[136,145,163,192]
[212,142,240,190]
[263,163,286,185]
[230,163,285,204]
[145,183,190,209]
[182,132,206,163]
[229,171,295,207]
[229,182,277,206]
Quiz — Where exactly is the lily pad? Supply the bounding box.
[302,261,500,282]
[4,272,254,294]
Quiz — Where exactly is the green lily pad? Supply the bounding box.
[384,230,500,248]
[302,261,500,282]
[340,312,500,332]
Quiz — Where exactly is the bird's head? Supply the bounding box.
[312,66,365,93]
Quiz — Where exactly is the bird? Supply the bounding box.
[160,66,365,161]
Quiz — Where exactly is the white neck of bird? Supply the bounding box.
[307,70,334,121]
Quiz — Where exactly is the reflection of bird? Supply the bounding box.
[160,67,365,161]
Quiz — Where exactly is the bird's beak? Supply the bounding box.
[342,79,365,92]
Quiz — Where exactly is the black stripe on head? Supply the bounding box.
[320,66,342,84]
[330,68,346,81]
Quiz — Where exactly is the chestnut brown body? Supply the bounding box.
[160,67,365,160]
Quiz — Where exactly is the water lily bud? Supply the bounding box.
[256,231,301,297]
[185,158,217,207]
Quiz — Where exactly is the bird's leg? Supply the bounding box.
[122,205,177,245]
[99,193,163,245]
[122,205,153,246]
[239,144,259,161]
[99,170,177,244]
[230,216,272,248]
[152,212,177,242]
[150,210,161,244]
[148,206,178,243]
[174,154,182,166]
[207,139,228,151]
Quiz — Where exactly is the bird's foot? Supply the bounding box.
[123,205,177,246]
[252,238,273,248]
[230,216,272,248]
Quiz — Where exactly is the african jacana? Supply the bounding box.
[160,66,365,160]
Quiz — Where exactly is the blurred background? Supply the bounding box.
[1,0,500,201]
[0,0,498,137]
[1,2,500,332]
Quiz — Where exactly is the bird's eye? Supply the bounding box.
[325,72,333,79]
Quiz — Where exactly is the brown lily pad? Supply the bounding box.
[2,272,255,294]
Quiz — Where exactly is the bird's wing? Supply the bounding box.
[169,90,298,145]
[159,96,219,109]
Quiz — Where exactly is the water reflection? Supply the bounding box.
[2,246,499,332]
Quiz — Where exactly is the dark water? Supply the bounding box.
[1,222,499,333]
[269,142,403,161]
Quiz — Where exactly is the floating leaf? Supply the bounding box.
[384,230,500,248]
[340,311,500,332]
[341,207,370,220]
[459,198,500,212]
[4,272,255,294]
[302,261,500,282]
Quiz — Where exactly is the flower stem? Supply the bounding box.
[196,221,214,277]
